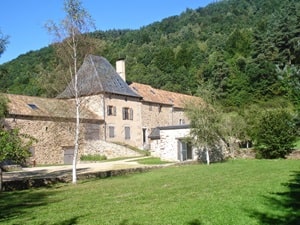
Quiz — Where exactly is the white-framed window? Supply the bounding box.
[122,107,133,120]
[125,126,131,140]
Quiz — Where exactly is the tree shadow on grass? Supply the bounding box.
[118,218,202,225]
[52,216,81,225]
[0,188,61,223]
[250,170,300,224]
[187,219,202,225]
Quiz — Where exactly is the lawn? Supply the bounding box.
[0,159,299,225]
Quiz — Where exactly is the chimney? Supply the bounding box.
[116,58,126,81]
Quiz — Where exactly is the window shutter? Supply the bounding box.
[113,106,117,116]
[130,108,133,120]
[122,108,125,120]
[109,126,115,138]
[125,127,131,140]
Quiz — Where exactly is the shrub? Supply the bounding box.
[254,109,297,159]
[0,129,36,165]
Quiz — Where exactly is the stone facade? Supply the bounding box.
[150,126,198,162]
[149,125,230,163]
[140,103,189,149]
[6,117,83,164]
[103,95,143,148]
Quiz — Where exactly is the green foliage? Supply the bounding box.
[0,95,8,119]
[254,109,298,159]
[186,83,222,148]
[0,129,36,165]
[80,154,107,161]
[1,0,300,110]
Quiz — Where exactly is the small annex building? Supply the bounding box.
[3,55,200,164]
[149,125,198,162]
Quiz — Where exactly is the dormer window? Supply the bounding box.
[28,104,39,110]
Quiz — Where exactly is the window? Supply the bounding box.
[108,126,115,138]
[107,105,116,116]
[179,119,185,125]
[122,107,133,120]
[28,103,39,110]
[125,126,131,140]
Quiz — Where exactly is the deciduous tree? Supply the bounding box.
[46,0,95,183]
[185,82,224,164]
[254,109,298,159]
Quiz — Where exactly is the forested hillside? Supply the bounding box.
[0,0,299,109]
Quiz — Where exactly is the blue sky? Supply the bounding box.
[0,0,215,64]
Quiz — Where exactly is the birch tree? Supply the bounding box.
[185,81,223,165]
[46,0,95,183]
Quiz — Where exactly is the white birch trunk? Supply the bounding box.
[72,32,79,184]
[72,98,80,184]
[206,148,210,165]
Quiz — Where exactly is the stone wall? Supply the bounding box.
[150,127,196,162]
[5,117,101,165]
[6,118,73,164]
[83,140,143,159]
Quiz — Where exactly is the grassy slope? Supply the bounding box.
[0,159,299,225]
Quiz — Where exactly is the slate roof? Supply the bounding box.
[129,82,200,108]
[5,94,102,121]
[58,55,141,99]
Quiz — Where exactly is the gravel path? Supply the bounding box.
[2,157,165,182]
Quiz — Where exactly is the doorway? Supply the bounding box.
[63,147,74,164]
[178,141,193,161]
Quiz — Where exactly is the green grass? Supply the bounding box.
[0,159,299,225]
[134,157,172,165]
[80,154,107,161]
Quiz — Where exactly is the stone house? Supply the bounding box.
[3,55,199,164]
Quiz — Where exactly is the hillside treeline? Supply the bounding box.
[0,0,299,110]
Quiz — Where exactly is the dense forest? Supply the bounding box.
[0,0,300,111]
